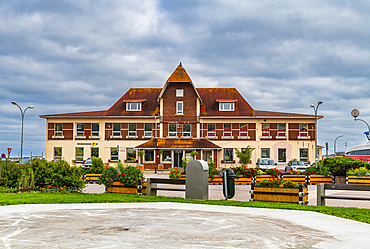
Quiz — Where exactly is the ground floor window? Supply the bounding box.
[300,148,308,162]
[203,151,212,161]
[76,147,84,162]
[145,150,154,162]
[110,147,118,161]
[127,148,136,161]
[161,150,171,162]
[91,147,99,158]
[261,148,270,158]
[54,147,62,160]
[278,148,286,163]
[224,148,233,162]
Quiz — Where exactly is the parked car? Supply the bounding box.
[82,158,92,169]
[256,158,277,171]
[285,160,307,172]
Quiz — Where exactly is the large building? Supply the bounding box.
[40,63,322,169]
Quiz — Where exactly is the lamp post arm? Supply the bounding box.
[354,117,370,135]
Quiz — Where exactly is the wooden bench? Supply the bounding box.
[317,183,370,206]
[147,178,186,196]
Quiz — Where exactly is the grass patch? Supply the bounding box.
[0,192,369,224]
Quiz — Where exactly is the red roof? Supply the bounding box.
[166,63,192,82]
[253,110,318,118]
[136,138,221,149]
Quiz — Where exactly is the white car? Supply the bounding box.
[285,161,307,172]
[256,158,277,172]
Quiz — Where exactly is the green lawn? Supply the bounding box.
[1,192,370,224]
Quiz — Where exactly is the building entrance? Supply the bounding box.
[173,150,183,168]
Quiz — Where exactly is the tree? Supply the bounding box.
[235,146,255,165]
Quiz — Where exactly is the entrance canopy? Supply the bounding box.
[135,138,221,150]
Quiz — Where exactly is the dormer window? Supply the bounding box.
[126,102,141,111]
[216,99,236,111]
[176,89,184,97]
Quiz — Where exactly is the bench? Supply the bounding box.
[317,183,370,206]
[147,178,186,196]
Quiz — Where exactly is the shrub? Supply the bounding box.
[0,160,22,188]
[169,167,181,179]
[98,166,118,187]
[321,157,370,176]
[18,165,35,192]
[31,159,85,190]
[90,157,104,174]
[208,160,220,180]
[284,170,305,175]
[231,167,258,178]
[347,167,370,177]
[235,146,255,164]
[117,165,145,186]
[257,177,299,188]
[266,168,282,177]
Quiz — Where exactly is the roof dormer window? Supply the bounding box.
[217,99,236,111]
[176,89,184,97]
[126,102,141,111]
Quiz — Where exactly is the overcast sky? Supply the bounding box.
[1,0,370,158]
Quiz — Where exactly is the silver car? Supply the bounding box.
[285,160,307,172]
[256,158,277,172]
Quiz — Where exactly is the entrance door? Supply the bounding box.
[173,150,183,168]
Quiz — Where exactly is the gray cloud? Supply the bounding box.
[1,0,370,157]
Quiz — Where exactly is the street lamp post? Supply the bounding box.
[310,101,323,166]
[351,109,370,140]
[11,101,34,160]
[334,135,345,156]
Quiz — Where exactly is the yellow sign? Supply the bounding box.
[91,142,97,146]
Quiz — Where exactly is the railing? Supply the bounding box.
[317,183,370,206]
[147,178,186,196]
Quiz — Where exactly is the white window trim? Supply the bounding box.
[176,89,184,97]
[176,101,183,114]
[182,124,191,137]
[219,102,235,111]
[126,102,142,111]
[168,123,177,138]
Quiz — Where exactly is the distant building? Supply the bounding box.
[40,63,322,169]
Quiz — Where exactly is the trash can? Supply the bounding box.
[222,168,235,199]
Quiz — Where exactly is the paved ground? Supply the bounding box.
[1,203,370,248]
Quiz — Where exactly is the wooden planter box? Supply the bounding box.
[85,174,101,183]
[282,175,307,184]
[251,184,308,205]
[106,182,147,195]
[347,176,370,185]
[255,175,278,182]
[308,175,333,185]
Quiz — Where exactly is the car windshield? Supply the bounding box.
[292,161,305,166]
[85,159,92,164]
[259,159,274,165]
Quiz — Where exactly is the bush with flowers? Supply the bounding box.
[284,170,305,175]
[98,164,144,187]
[266,168,282,177]
[169,167,181,179]
[257,176,299,188]
[231,167,258,178]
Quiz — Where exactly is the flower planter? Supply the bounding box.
[85,174,101,183]
[347,176,370,185]
[106,182,147,195]
[282,175,307,184]
[307,174,333,185]
[250,184,308,205]
[334,175,347,184]
[255,175,277,183]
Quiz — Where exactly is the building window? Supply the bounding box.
[203,151,212,161]
[183,124,191,137]
[176,89,183,97]
[239,123,248,137]
[278,123,286,137]
[300,148,308,162]
[169,123,177,137]
[219,102,235,111]
[144,123,152,137]
[54,147,62,160]
[207,124,216,137]
[110,147,118,161]
[145,150,154,162]
[126,102,141,111]
[223,123,232,137]
[91,123,99,137]
[76,123,84,137]
[76,147,84,162]
[278,148,286,163]
[261,148,270,158]
[299,123,308,137]
[113,123,121,137]
[262,123,270,137]
[128,123,137,137]
[55,123,63,137]
[176,101,183,114]
[162,150,171,162]
[91,147,99,158]
[224,148,233,162]
[127,148,136,161]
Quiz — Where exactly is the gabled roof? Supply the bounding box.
[136,138,222,150]
[157,63,202,103]
[197,88,254,117]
